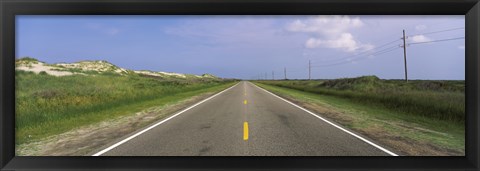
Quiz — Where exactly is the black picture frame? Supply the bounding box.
[1,0,479,170]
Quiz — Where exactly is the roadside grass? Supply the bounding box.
[255,76,464,123]
[254,82,464,155]
[16,70,236,144]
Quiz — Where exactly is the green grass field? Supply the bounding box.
[253,76,465,155]
[16,70,236,145]
[255,76,464,123]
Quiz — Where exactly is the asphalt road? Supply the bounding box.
[95,81,395,156]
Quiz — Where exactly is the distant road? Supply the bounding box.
[93,81,396,156]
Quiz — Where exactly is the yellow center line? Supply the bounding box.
[243,122,249,140]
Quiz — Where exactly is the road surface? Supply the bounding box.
[94,81,396,156]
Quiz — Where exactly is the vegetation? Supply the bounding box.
[16,68,236,145]
[17,57,39,62]
[254,82,464,155]
[255,76,464,123]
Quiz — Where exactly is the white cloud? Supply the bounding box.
[286,15,372,52]
[415,25,427,31]
[410,35,432,43]
[287,15,363,35]
[305,33,373,52]
[458,45,465,50]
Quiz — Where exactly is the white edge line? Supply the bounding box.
[250,82,399,156]
[92,82,240,156]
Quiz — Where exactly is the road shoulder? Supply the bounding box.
[16,83,237,156]
[254,82,464,156]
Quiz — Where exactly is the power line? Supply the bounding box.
[289,70,306,73]
[308,27,463,65]
[268,27,463,80]
[408,37,465,45]
[309,36,463,68]
[311,46,400,68]
[408,27,464,37]
[312,46,399,67]
[369,32,402,45]
[311,44,401,67]
[310,38,402,65]
[287,67,308,72]
[310,27,464,65]
[312,46,400,67]
[373,47,401,56]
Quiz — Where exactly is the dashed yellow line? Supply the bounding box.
[243,122,249,140]
[243,85,248,141]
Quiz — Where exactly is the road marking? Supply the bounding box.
[244,122,249,140]
[250,82,399,156]
[92,83,240,156]
[244,100,247,104]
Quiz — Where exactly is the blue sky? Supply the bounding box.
[16,15,465,80]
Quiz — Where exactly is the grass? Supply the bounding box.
[16,70,237,144]
[253,78,465,154]
[255,76,465,123]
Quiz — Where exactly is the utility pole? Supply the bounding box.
[402,29,408,82]
[265,72,267,80]
[272,71,274,80]
[308,60,311,80]
[284,67,287,80]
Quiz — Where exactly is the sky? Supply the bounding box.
[16,15,465,80]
